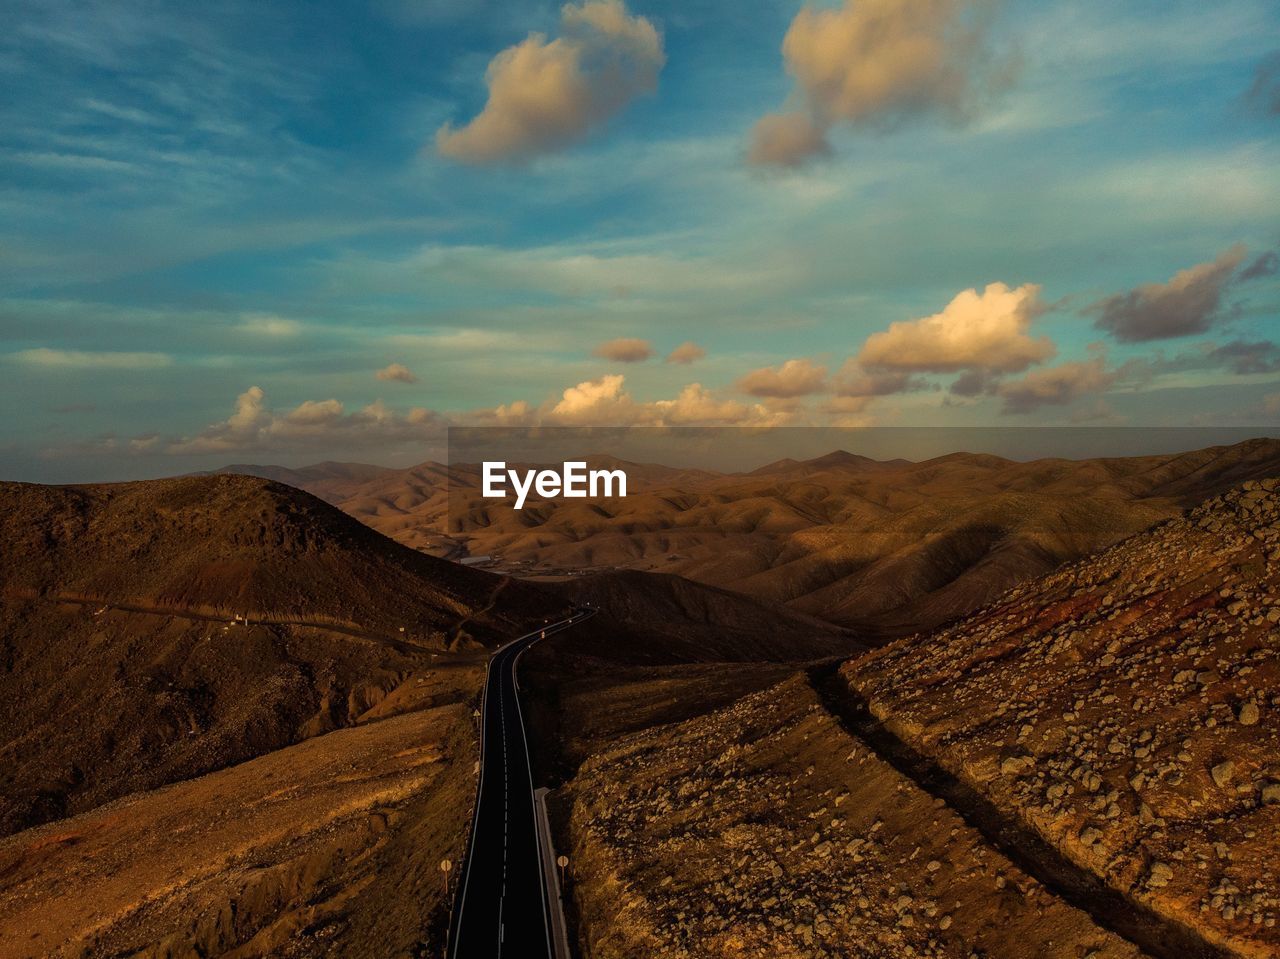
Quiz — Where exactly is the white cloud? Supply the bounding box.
[737,358,829,398]
[376,362,418,383]
[167,386,444,454]
[436,0,665,164]
[749,0,1012,166]
[857,282,1053,374]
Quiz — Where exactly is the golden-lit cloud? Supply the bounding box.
[436,0,665,164]
[543,375,789,426]
[857,282,1052,374]
[168,387,443,454]
[749,0,1010,167]
[665,341,706,364]
[737,358,828,397]
[593,337,654,362]
[747,111,830,168]
[376,362,418,383]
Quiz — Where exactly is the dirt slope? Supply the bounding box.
[564,674,1143,959]
[549,569,861,664]
[0,473,554,646]
[0,702,475,959]
[0,475,560,837]
[841,478,1280,957]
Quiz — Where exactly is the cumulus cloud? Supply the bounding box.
[747,111,831,168]
[550,373,631,421]
[748,0,1011,167]
[665,341,706,364]
[593,337,653,362]
[857,282,1053,375]
[1089,245,1248,342]
[167,386,444,454]
[833,363,922,397]
[542,374,784,426]
[997,357,1116,414]
[737,358,828,398]
[376,362,418,383]
[435,0,665,164]
[12,348,173,369]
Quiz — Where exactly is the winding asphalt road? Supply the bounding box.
[447,608,593,959]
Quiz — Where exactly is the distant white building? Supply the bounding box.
[459,555,493,566]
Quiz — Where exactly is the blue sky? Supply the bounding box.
[1,0,1277,481]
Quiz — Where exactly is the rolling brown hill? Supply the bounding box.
[0,474,561,838]
[226,437,1280,638]
[0,473,553,647]
[549,569,861,665]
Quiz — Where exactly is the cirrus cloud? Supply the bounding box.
[13,348,173,370]
[236,313,302,337]
[435,0,665,165]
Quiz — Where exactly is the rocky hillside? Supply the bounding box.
[564,675,1143,959]
[841,478,1280,958]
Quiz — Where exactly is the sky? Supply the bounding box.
[1,0,1278,481]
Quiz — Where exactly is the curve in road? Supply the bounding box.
[447,608,593,959]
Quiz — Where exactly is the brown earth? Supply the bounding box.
[547,569,862,665]
[0,701,476,959]
[561,674,1145,959]
[841,478,1280,958]
[0,474,562,838]
[520,475,1280,958]
[225,438,1280,637]
[0,473,573,957]
[0,473,557,648]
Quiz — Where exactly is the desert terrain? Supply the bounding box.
[225,438,1280,637]
[0,474,561,956]
[522,474,1280,959]
[2,448,1279,958]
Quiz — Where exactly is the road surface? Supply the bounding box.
[448,608,592,959]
